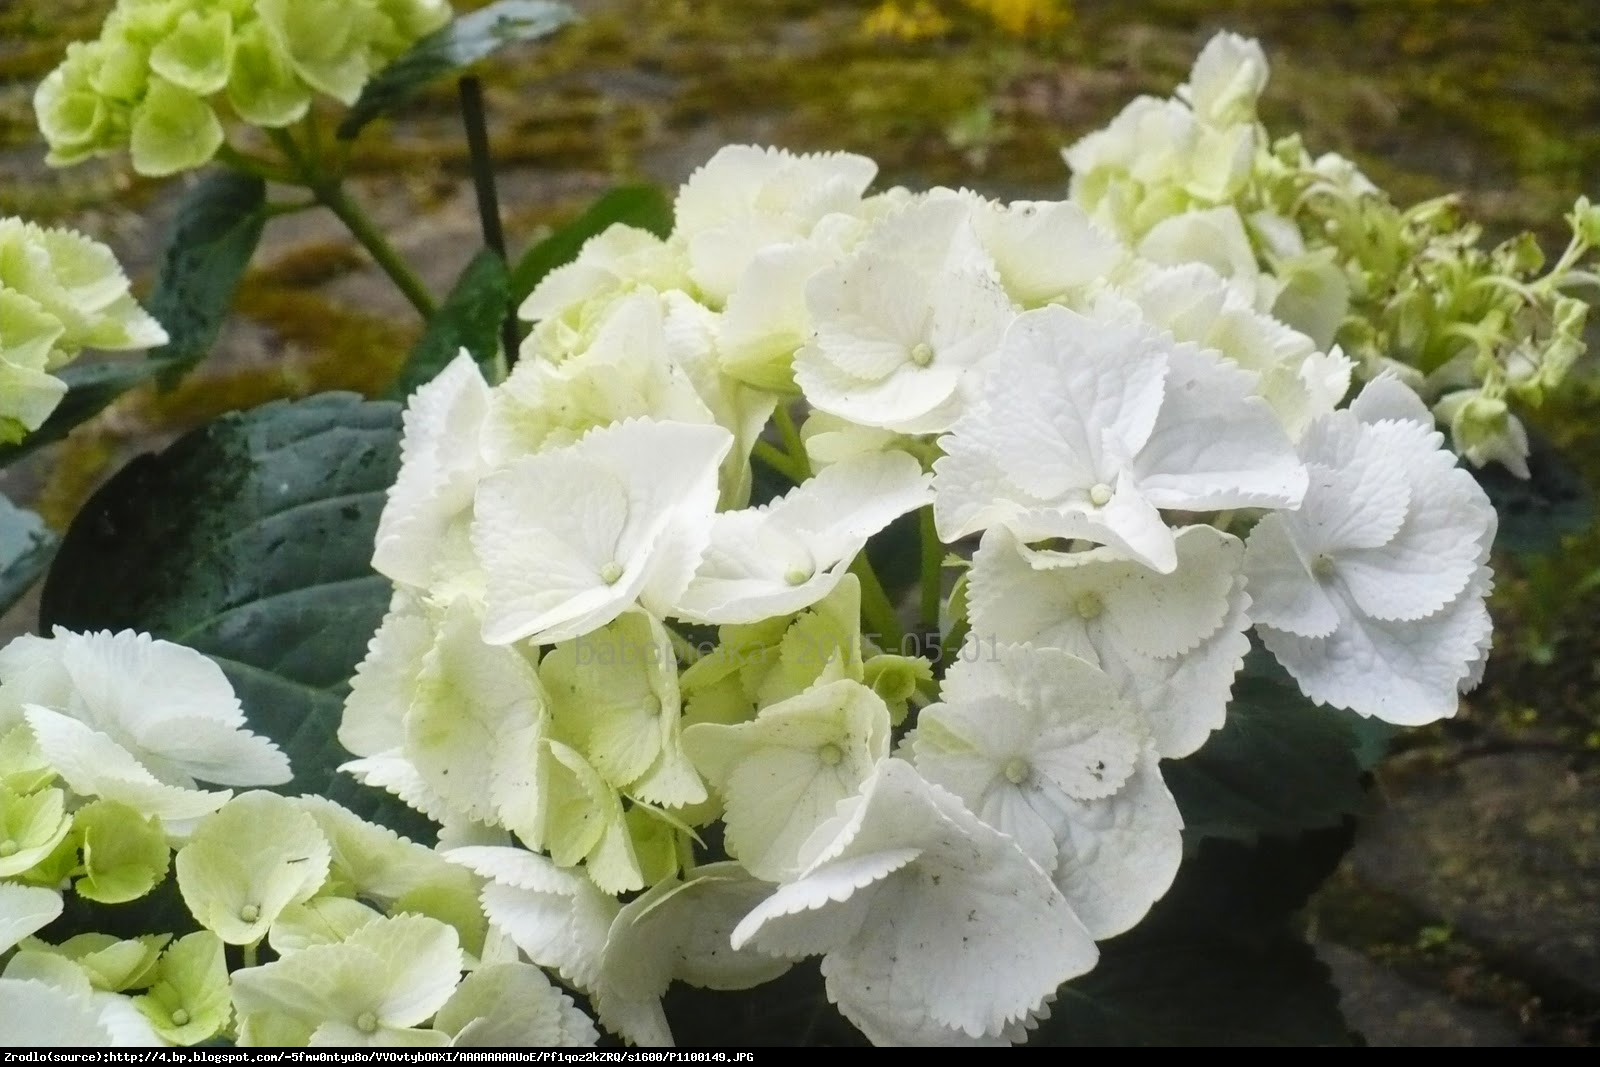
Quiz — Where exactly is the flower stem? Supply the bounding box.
[773,402,811,480]
[850,551,902,650]
[265,128,437,320]
[752,439,806,485]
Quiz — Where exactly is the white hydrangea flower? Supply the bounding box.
[447,845,618,994]
[434,962,598,1047]
[592,864,792,1047]
[231,914,462,1047]
[1119,262,1353,440]
[673,450,933,623]
[683,676,891,882]
[1177,31,1270,128]
[934,303,1306,572]
[471,418,732,645]
[909,645,1183,939]
[0,882,61,955]
[1244,377,1497,723]
[518,225,691,361]
[0,629,287,824]
[673,145,878,306]
[969,525,1250,759]
[971,197,1131,308]
[732,758,1096,1046]
[487,292,716,464]
[795,194,1016,433]
[717,212,867,392]
[372,353,493,593]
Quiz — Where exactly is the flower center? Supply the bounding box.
[356,1011,379,1034]
[1004,757,1032,785]
[817,743,844,766]
[170,1008,191,1028]
[784,565,813,586]
[1088,482,1113,507]
[598,561,624,585]
[238,902,260,923]
[909,342,935,368]
[1310,554,1336,580]
[1075,592,1104,620]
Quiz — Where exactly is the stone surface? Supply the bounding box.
[1349,751,1600,1003]
[1317,943,1526,1047]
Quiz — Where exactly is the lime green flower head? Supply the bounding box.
[34,0,452,177]
[0,219,166,444]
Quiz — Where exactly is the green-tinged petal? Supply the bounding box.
[226,20,312,127]
[435,962,598,1047]
[268,896,383,955]
[149,10,234,96]
[684,677,890,882]
[129,77,223,177]
[133,931,232,1045]
[73,800,170,904]
[175,792,331,944]
[28,932,170,992]
[0,783,72,878]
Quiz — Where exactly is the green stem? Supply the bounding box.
[918,505,941,630]
[850,552,902,650]
[266,128,437,320]
[242,941,258,969]
[773,402,811,480]
[752,439,806,484]
[214,142,298,185]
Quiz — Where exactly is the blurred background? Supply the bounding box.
[1,0,1597,1045]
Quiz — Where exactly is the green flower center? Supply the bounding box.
[357,1011,379,1034]
[1004,757,1032,785]
[817,743,844,767]
[1311,554,1336,580]
[1088,482,1113,507]
[170,1008,191,1028]
[784,566,813,586]
[1075,592,1104,620]
[238,902,260,923]
[599,561,624,585]
[909,342,935,368]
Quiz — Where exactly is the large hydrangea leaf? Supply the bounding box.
[40,394,432,840]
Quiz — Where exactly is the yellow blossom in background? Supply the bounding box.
[862,0,1069,42]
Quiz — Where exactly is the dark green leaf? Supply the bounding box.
[339,0,578,139]
[0,361,158,467]
[1033,833,1355,1046]
[41,394,434,842]
[660,960,867,1048]
[0,492,57,616]
[510,184,674,303]
[144,171,268,387]
[1163,647,1368,842]
[1473,428,1593,556]
[390,249,510,398]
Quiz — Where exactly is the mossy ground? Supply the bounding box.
[2,0,1599,1044]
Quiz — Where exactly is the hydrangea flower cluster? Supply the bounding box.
[0,629,598,1047]
[33,0,451,176]
[0,218,166,444]
[1064,32,1600,478]
[342,83,1498,1043]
